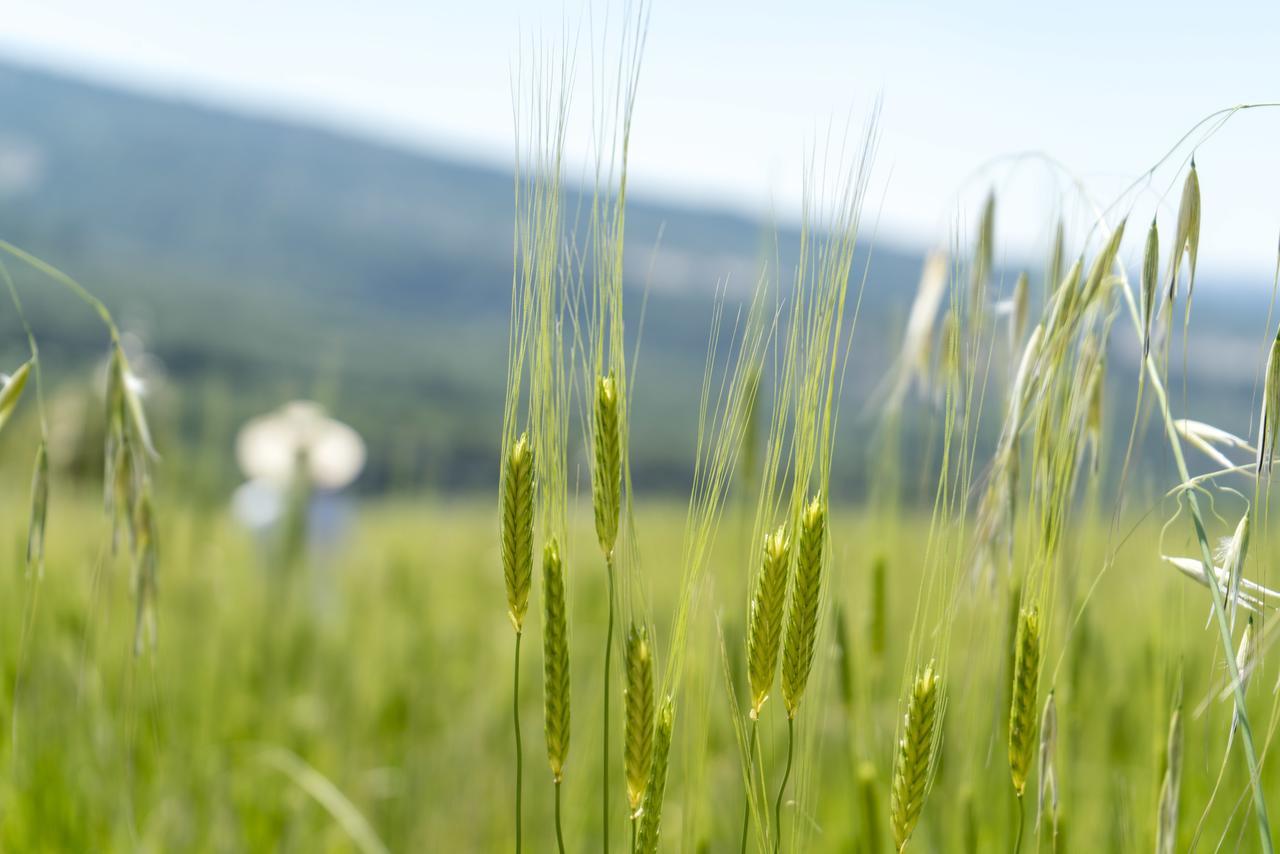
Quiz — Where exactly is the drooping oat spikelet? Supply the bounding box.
[132,486,159,655]
[971,191,995,313]
[1036,691,1058,833]
[1167,159,1201,304]
[1174,418,1253,469]
[747,524,792,717]
[636,698,674,854]
[1257,326,1280,475]
[1156,708,1183,854]
[1011,271,1029,351]
[1085,357,1105,474]
[1142,217,1159,355]
[1081,218,1127,309]
[1046,219,1064,301]
[592,373,622,556]
[624,623,655,815]
[500,433,535,633]
[782,495,827,718]
[1228,617,1257,755]
[0,360,31,433]
[542,538,570,782]
[891,662,940,852]
[26,440,48,578]
[1219,512,1251,631]
[1008,606,1041,797]
[1162,556,1280,615]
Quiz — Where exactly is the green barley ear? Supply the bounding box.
[1008,606,1041,797]
[636,697,674,854]
[592,372,621,556]
[747,523,792,717]
[542,538,570,782]
[0,360,31,433]
[501,433,535,633]
[891,662,940,852]
[26,440,48,577]
[1156,707,1183,854]
[782,495,827,718]
[624,623,655,815]
[1142,217,1159,356]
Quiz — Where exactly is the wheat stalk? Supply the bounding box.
[624,622,655,818]
[747,524,791,718]
[636,697,674,854]
[1008,606,1041,798]
[781,495,826,718]
[891,662,940,852]
[501,434,536,633]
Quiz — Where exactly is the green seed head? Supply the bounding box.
[747,523,792,717]
[501,432,535,632]
[1008,606,1041,797]
[593,372,622,556]
[541,537,570,781]
[891,662,940,852]
[624,623,655,814]
[782,495,827,718]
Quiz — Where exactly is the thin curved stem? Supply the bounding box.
[0,239,119,339]
[1012,793,1025,853]
[772,717,796,854]
[514,632,524,854]
[603,550,616,853]
[740,717,759,854]
[554,779,566,854]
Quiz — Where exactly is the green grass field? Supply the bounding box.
[1,487,1274,851]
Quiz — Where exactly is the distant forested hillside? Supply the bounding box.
[0,59,1264,495]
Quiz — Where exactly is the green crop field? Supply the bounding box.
[4,6,1280,854]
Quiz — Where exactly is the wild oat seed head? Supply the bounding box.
[782,495,827,718]
[624,623,655,814]
[1142,217,1159,355]
[747,522,792,717]
[891,662,940,852]
[541,537,570,782]
[1008,606,1041,797]
[0,360,31,434]
[501,432,535,632]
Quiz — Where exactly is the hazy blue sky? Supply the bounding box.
[4,1,1280,282]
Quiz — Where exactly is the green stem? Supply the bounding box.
[1115,267,1273,851]
[514,631,524,854]
[631,816,638,854]
[554,779,566,854]
[0,240,118,338]
[604,551,616,853]
[1012,793,1025,854]
[773,717,796,854]
[740,717,759,854]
